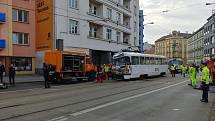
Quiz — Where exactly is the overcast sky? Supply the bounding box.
[139,0,215,44]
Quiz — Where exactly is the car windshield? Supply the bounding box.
[113,56,130,66]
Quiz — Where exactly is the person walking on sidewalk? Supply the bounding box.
[0,61,5,83]
[200,63,211,103]
[9,64,16,85]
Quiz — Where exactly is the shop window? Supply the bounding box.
[11,57,32,71]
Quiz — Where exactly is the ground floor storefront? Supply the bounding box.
[0,56,35,75]
[89,49,115,66]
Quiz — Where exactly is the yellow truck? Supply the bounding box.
[44,50,97,83]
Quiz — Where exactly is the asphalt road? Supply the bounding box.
[0,76,214,121]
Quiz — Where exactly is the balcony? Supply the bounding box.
[0,39,6,49]
[88,0,104,19]
[0,12,6,23]
[88,22,103,40]
[123,0,131,11]
[123,14,130,29]
[123,32,130,44]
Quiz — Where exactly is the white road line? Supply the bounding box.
[0,88,61,94]
[70,80,188,116]
[58,118,68,121]
[47,116,65,121]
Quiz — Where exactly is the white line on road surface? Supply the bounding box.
[0,88,61,94]
[47,116,66,121]
[70,80,188,116]
[58,118,68,121]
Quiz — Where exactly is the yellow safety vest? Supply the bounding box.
[201,66,210,84]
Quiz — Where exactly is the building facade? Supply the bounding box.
[139,10,144,53]
[155,31,191,64]
[0,0,35,75]
[187,27,204,64]
[143,42,155,54]
[36,0,139,70]
[203,13,215,59]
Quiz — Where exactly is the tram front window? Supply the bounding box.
[113,57,131,66]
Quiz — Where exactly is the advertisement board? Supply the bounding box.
[36,0,54,51]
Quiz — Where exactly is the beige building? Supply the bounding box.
[187,27,204,65]
[155,31,191,64]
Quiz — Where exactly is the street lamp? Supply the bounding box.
[144,22,154,26]
[206,3,215,5]
[140,22,154,53]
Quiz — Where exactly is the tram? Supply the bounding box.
[112,52,168,80]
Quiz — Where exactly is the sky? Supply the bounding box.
[139,0,215,44]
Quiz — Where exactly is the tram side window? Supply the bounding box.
[162,58,167,65]
[155,58,159,65]
[150,57,155,64]
[140,57,145,65]
[145,57,150,64]
[131,56,140,65]
[156,58,161,65]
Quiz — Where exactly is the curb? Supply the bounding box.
[208,96,215,121]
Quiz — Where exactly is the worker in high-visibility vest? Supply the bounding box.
[200,63,211,103]
[180,64,187,77]
[189,64,197,88]
[170,65,176,78]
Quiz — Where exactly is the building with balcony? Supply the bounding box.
[203,13,215,59]
[187,27,204,64]
[139,10,144,53]
[0,0,35,75]
[155,31,191,64]
[36,0,139,70]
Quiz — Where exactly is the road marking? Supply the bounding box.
[58,118,68,121]
[0,88,61,94]
[70,80,188,116]
[172,108,180,111]
[47,116,65,121]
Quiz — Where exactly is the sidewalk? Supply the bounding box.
[209,95,215,121]
[2,74,44,84]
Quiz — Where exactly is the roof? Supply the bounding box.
[113,52,167,58]
[207,13,215,21]
[155,32,192,43]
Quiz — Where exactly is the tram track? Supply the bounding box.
[0,78,177,121]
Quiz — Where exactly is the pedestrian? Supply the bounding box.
[103,64,109,80]
[0,61,5,83]
[189,64,197,88]
[181,64,187,77]
[9,64,16,85]
[170,65,176,78]
[200,63,211,103]
[43,63,50,88]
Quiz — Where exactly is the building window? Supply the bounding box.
[107,8,112,20]
[212,36,215,44]
[116,31,121,43]
[13,32,29,45]
[12,9,28,23]
[106,28,112,40]
[69,0,78,9]
[116,12,121,23]
[69,19,79,34]
[89,27,97,38]
[11,57,32,71]
[89,4,97,15]
[134,21,137,32]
